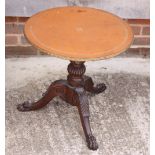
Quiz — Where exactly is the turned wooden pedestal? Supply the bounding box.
[17,61,106,150]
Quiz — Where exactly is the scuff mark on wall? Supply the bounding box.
[23,6,28,16]
[67,0,100,6]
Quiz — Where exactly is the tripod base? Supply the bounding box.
[17,61,106,150]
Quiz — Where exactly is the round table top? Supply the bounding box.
[24,6,133,61]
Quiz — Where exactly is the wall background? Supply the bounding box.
[6,0,150,19]
[5,0,150,57]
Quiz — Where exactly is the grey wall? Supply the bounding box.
[6,0,150,19]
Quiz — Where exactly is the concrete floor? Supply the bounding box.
[6,57,149,155]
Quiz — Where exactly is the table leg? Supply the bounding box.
[76,87,98,150]
[17,80,67,111]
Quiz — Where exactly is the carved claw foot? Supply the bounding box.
[83,75,106,94]
[86,134,98,150]
[17,101,34,112]
[92,83,106,94]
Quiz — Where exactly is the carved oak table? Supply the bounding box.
[17,6,133,150]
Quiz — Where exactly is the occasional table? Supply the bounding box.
[17,6,133,150]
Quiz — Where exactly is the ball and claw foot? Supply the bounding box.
[86,134,98,150]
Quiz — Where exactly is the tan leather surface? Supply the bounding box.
[24,6,133,61]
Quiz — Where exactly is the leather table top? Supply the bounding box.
[24,6,133,61]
